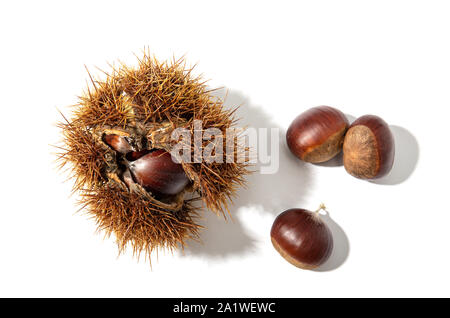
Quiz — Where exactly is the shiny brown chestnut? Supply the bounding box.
[126,149,151,161]
[103,134,134,154]
[286,106,349,163]
[128,149,190,196]
[270,205,333,270]
[343,115,395,179]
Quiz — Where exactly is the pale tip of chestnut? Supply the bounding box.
[286,106,349,163]
[343,115,395,180]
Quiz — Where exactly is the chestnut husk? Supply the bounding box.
[57,52,250,261]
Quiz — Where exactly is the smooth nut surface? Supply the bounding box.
[270,209,333,269]
[286,106,349,163]
[129,149,190,196]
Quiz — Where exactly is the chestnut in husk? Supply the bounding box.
[102,133,190,196]
[271,205,333,270]
[128,149,190,196]
[286,106,349,163]
[103,134,134,154]
[343,115,395,179]
[56,52,250,263]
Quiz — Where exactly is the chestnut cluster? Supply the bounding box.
[271,106,395,270]
[286,106,395,179]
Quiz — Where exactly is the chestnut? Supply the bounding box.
[271,205,333,270]
[343,115,395,179]
[126,149,151,161]
[286,106,349,163]
[128,149,190,196]
[103,134,134,154]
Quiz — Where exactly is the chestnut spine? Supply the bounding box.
[56,52,250,262]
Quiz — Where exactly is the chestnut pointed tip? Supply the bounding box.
[103,134,134,154]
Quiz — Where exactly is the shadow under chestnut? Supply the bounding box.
[182,90,316,260]
[372,125,419,185]
[314,211,350,272]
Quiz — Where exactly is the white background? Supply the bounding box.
[0,0,449,297]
